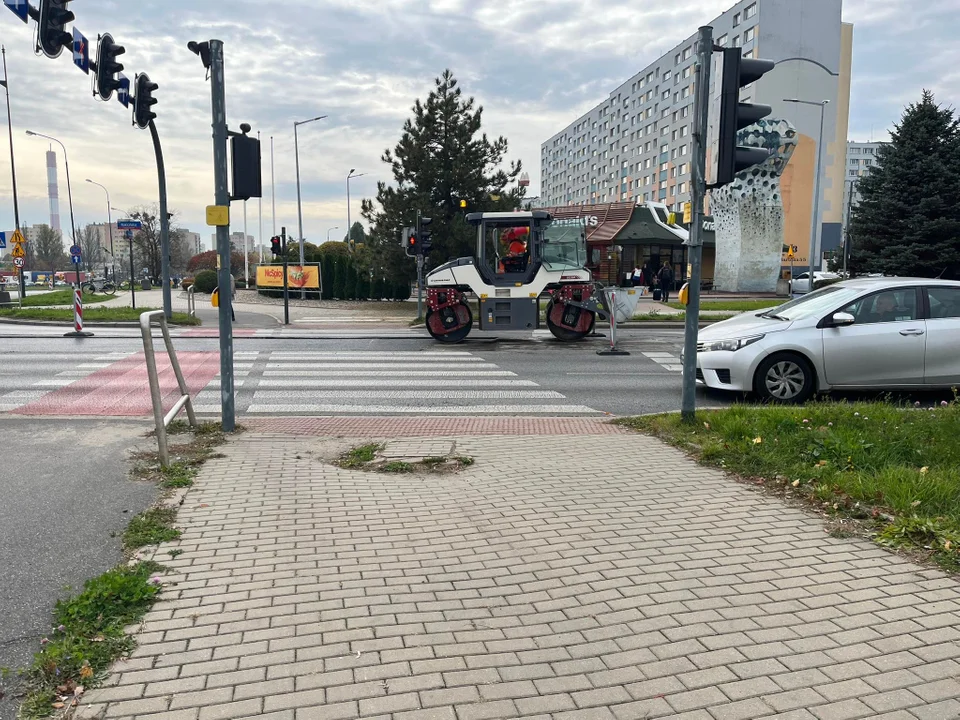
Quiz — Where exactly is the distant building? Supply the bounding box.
[842,140,885,231]
[181,231,202,255]
[214,232,254,254]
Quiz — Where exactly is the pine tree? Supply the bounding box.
[361,70,525,280]
[848,90,960,278]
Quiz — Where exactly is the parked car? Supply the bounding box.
[788,271,840,294]
[689,278,960,403]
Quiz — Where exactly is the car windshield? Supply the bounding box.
[542,221,586,272]
[761,284,865,320]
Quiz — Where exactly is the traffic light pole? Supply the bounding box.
[148,119,172,320]
[281,226,290,325]
[1,46,25,308]
[207,39,235,432]
[415,210,423,320]
[681,25,713,423]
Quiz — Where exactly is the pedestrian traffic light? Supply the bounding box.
[230,125,262,201]
[403,226,417,256]
[36,0,73,58]
[94,32,125,101]
[707,47,775,188]
[133,73,158,129]
[418,216,433,256]
[271,236,282,257]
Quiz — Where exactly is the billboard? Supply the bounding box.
[256,264,320,290]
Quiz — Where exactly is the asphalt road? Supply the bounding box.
[0,418,156,720]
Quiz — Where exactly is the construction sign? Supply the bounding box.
[10,229,25,245]
[11,244,25,258]
[256,264,320,290]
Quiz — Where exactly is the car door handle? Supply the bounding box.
[899,329,925,336]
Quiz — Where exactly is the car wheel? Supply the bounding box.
[753,353,815,404]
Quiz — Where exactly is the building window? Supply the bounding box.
[743,48,756,59]
[733,11,741,27]
[864,159,873,166]
[663,70,671,82]
[732,34,742,47]
[717,34,728,47]
[675,53,681,66]
[683,46,692,60]
[849,170,859,177]
[646,72,654,83]
[681,87,691,99]
[680,144,687,155]
[683,66,692,79]
[661,90,670,100]
[680,125,689,137]
[745,2,757,19]
[679,163,688,174]
[744,26,756,43]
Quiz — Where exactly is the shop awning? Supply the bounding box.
[537,202,636,244]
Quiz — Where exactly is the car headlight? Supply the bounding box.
[699,335,765,353]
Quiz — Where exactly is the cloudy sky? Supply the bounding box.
[0,0,955,251]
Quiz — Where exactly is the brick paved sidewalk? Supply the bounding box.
[77,426,960,720]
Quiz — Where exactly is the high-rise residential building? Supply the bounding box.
[842,140,885,231]
[540,0,852,271]
[181,231,203,255]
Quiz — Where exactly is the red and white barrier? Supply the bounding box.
[74,288,83,333]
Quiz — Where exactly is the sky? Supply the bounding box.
[0,0,956,251]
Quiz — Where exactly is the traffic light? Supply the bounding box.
[133,73,158,129]
[403,226,417,256]
[36,0,73,58]
[708,47,775,188]
[418,216,433,256]
[94,32,125,101]
[271,236,282,257]
[230,126,262,201]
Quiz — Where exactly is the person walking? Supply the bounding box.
[658,262,674,303]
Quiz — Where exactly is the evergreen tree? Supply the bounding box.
[361,69,526,281]
[345,222,366,246]
[848,90,960,278]
[332,257,345,299]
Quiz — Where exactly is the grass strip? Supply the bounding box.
[617,400,960,572]
[18,289,114,307]
[0,307,200,325]
[665,299,782,312]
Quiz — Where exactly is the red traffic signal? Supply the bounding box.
[270,236,282,257]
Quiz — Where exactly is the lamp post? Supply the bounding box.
[26,130,78,285]
[1,46,24,304]
[346,169,366,249]
[86,179,114,280]
[294,114,327,298]
[784,98,829,282]
[326,226,339,243]
[843,177,860,276]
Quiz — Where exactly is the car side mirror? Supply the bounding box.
[831,312,856,327]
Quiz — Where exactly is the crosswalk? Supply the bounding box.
[192,350,602,416]
[0,351,136,413]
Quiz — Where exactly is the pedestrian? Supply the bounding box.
[631,266,643,287]
[229,273,236,322]
[658,262,674,303]
[642,262,654,291]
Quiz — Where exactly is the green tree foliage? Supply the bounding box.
[186,250,245,276]
[345,222,366,246]
[848,90,960,278]
[34,224,65,273]
[361,69,526,281]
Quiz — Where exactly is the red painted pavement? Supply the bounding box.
[245,417,628,436]
[15,352,221,417]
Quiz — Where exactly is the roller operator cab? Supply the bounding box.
[424,210,608,343]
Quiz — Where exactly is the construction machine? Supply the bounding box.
[423,210,611,343]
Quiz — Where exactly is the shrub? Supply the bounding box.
[193,270,218,294]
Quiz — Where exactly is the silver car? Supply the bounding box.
[692,278,960,403]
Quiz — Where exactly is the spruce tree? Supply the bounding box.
[848,90,960,278]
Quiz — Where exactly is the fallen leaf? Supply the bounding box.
[74,686,84,696]
[792,480,800,487]
[703,422,711,430]
[90,636,104,643]
[52,703,65,709]
[80,665,94,679]
[911,500,921,508]
[752,437,762,445]
[920,467,929,475]
[945,541,953,551]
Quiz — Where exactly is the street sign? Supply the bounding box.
[10,228,25,245]
[124,230,133,240]
[117,219,142,230]
[69,244,82,257]
[206,205,229,226]
[71,255,81,265]
[683,202,692,225]
[0,231,5,249]
[11,244,25,259]
[72,28,90,74]
[3,0,29,24]
[13,257,23,268]
[116,74,130,108]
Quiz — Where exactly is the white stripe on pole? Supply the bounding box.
[74,288,82,332]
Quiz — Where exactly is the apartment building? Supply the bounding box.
[540,0,852,270]
[842,140,884,230]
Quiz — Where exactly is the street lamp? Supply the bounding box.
[784,98,829,281]
[843,177,860,276]
[346,169,367,249]
[26,130,78,285]
[326,226,339,242]
[294,114,327,299]
[86,179,114,280]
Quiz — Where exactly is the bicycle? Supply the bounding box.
[81,278,117,296]
[117,279,132,292]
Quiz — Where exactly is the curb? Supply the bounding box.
[0,317,198,328]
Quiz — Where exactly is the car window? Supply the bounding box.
[927,287,960,319]
[840,289,917,325]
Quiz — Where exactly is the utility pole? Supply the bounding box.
[281,226,289,325]
[416,210,423,320]
[681,25,713,423]
[148,119,172,320]
[1,46,24,307]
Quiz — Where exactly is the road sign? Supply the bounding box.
[117,219,142,230]
[3,0,29,23]
[683,202,692,225]
[11,244,25,259]
[206,205,229,226]
[13,257,23,268]
[0,232,5,249]
[116,74,130,108]
[69,244,82,257]
[72,28,90,74]
[71,255,81,265]
[10,228,25,245]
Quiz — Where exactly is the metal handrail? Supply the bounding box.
[186,285,196,317]
[140,310,197,466]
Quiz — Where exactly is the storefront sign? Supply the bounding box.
[551,216,599,228]
[256,264,320,289]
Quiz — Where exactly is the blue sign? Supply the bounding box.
[0,232,5,249]
[69,244,82,257]
[71,255,81,265]
[117,219,142,230]
[3,0,29,24]
[124,230,134,240]
[116,74,130,108]
[72,28,89,74]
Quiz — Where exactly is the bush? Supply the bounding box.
[193,270,218,294]
[236,279,247,289]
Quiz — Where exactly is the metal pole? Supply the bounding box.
[843,179,856,276]
[810,103,826,274]
[294,122,305,299]
[148,119,172,320]
[257,130,263,265]
[416,209,423,320]
[243,199,249,285]
[270,135,276,237]
[281,226,289,325]
[346,172,351,247]
[128,232,136,309]
[1,46,24,307]
[680,25,713,423]
[208,39,235,432]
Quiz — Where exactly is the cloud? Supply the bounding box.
[0,0,953,248]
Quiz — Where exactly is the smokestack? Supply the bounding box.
[46,149,60,232]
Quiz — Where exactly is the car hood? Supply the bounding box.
[698,312,795,341]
